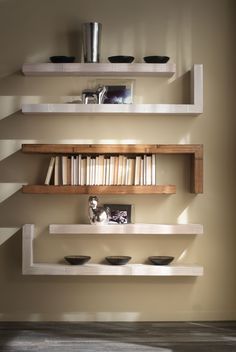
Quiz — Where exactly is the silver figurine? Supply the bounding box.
[88,196,109,225]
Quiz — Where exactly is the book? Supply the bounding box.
[62,156,68,185]
[117,155,123,185]
[109,156,115,185]
[146,155,152,185]
[54,156,60,185]
[86,156,90,185]
[67,157,71,185]
[134,156,141,185]
[152,154,156,185]
[44,157,55,185]
[80,157,86,185]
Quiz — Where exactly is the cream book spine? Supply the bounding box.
[62,156,68,185]
[44,157,55,185]
[54,156,60,186]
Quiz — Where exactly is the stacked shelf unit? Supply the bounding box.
[21,61,204,277]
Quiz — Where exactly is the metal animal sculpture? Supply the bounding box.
[88,196,109,225]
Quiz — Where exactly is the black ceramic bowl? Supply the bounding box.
[50,56,76,63]
[105,256,131,265]
[64,255,91,265]
[108,56,135,63]
[143,56,170,64]
[148,256,174,265]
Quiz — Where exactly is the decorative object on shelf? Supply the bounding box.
[64,255,91,265]
[94,79,134,104]
[143,56,170,63]
[104,204,133,224]
[108,55,135,63]
[88,196,109,225]
[82,22,102,63]
[105,256,132,265]
[50,56,75,63]
[82,86,107,104]
[148,256,174,265]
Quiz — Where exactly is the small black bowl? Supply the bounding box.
[143,56,170,64]
[64,255,91,265]
[105,256,131,265]
[108,55,135,63]
[148,256,174,265]
[50,56,76,63]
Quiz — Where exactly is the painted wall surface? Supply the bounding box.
[0,0,235,321]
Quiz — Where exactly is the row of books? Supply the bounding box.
[44,154,157,186]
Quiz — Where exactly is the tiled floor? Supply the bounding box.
[0,321,236,352]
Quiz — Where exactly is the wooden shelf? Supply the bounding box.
[22,62,176,77]
[21,143,203,194]
[22,143,203,155]
[22,225,203,276]
[49,223,204,235]
[21,65,203,115]
[22,185,176,195]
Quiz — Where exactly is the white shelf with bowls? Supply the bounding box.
[22,224,204,276]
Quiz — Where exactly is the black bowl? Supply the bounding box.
[64,255,91,265]
[143,56,170,64]
[50,56,76,63]
[148,256,174,265]
[108,56,135,63]
[105,256,131,265]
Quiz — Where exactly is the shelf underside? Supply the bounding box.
[49,223,204,235]
[22,63,176,77]
[22,185,176,194]
[24,263,204,276]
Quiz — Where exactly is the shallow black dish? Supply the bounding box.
[50,56,76,63]
[64,255,91,265]
[108,56,135,63]
[148,256,174,265]
[105,256,131,265]
[143,56,170,63]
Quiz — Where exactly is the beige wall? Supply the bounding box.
[0,0,235,321]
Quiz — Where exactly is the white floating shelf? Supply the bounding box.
[49,223,203,235]
[22,63,176,77]
[22,224,204,276]
[22,103,201,115]
[25,263,204,276]
[21,65,203,115]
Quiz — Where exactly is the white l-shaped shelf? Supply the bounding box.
[22,62,176,77]
[21,64,203,115]
[22,224,204,276]
[49,223,203,235]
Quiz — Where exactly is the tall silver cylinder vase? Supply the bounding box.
[82,22,102,63]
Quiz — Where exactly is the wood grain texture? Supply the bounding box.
[22,185,176,194]
[49,223,204,235]
[21,143,203,194]
[21,143,203,154]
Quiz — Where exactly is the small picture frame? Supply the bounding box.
[104,204,133,224]
[94,79,134,104]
